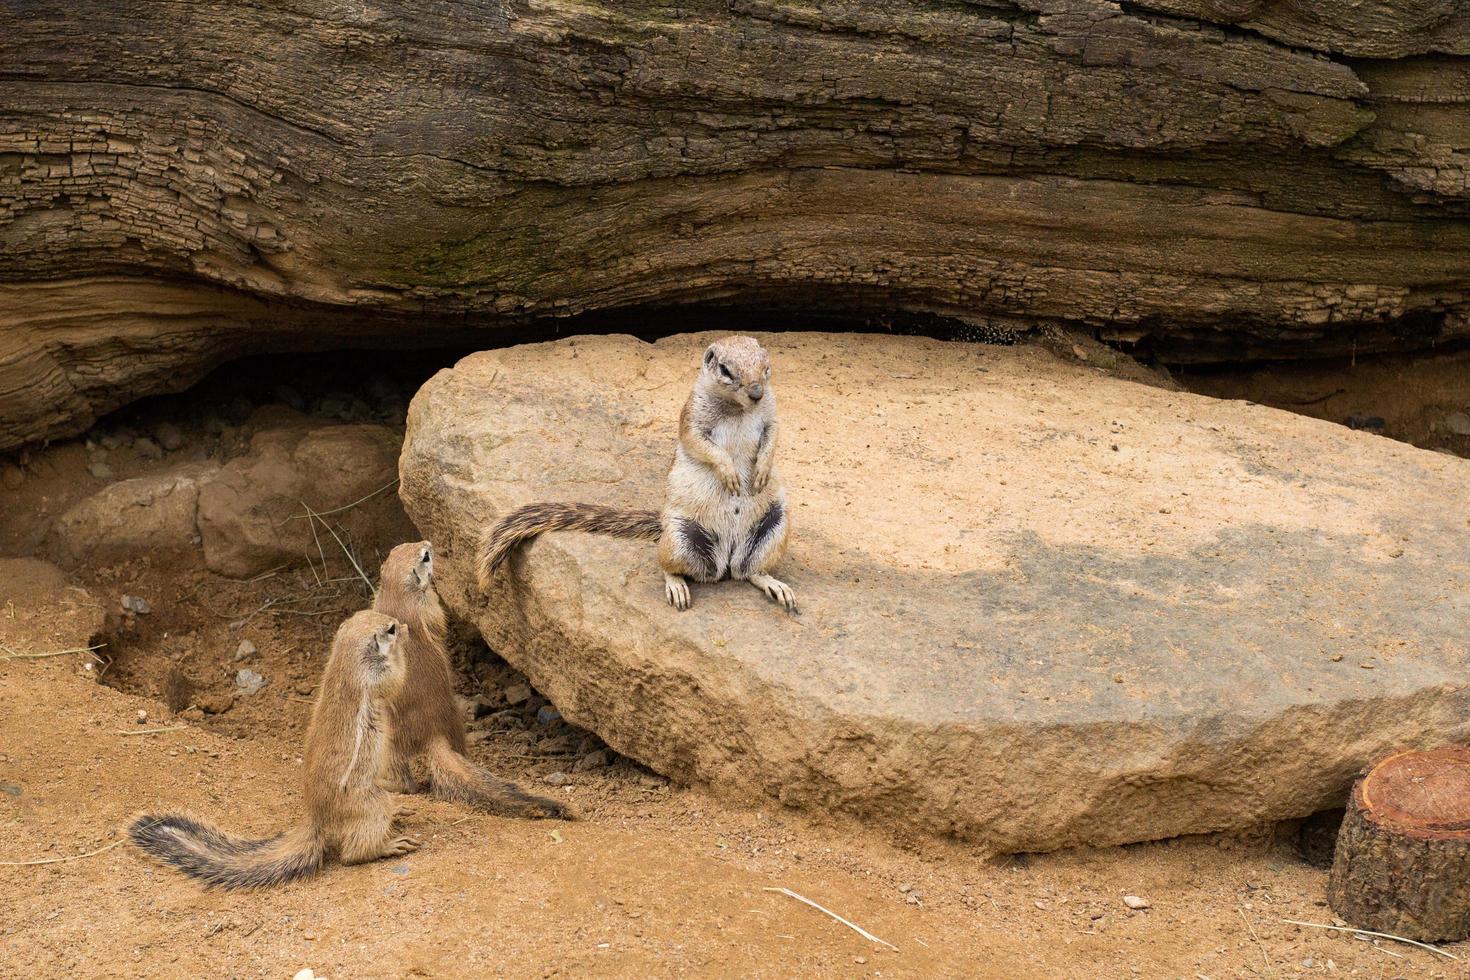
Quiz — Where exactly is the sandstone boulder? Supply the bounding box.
[198,421,415,578]
[400,333,1470,853]
[53,462,220,557]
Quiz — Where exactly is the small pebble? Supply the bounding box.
[1122,895,1150,910]
[154,422,185,451]
[906,893,922,905]
[544,771,571,786]
[854,956,867,964]
[898,883,913,894]
[1444,411,1470,436]
[1359,661,1375,669]
[293,970,315,980]
[136,710,148,724]
[121,594,152,615]
[234,639,258,662]
[316,392,353,419]
[100,434,121,451]
[574,749,608,772]
[225,394,254,423]
[274,384,306,410]
[134,437,163,461]
[235,668,267,696]
[504,683,532,705]
[199,692,234,715]
[538,734,573,755]
[536,705,562,725]
[1112,673,1124,684]
[636,772,668,789]
[88,462,114,481]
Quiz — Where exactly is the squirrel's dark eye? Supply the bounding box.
[718,364,733,381]
[420,548,430,563]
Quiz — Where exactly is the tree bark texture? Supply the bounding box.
[1327,746,1470,943]
[4,1,1470,449]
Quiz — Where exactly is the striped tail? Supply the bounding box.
[427,739,573,820]
[129,813,324,890]
[477,502,660,590]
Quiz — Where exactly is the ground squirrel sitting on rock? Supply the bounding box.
[129,610,418,888]
[479,335,795,612]
[374,541,570,819]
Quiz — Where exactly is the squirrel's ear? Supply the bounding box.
[703,345,716,367]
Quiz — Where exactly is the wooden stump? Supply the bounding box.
[1328,746,1470,942]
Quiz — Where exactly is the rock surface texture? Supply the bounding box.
[54,462,220,557]
[197,418,414,577]
[44,416,413,577]
[399,333,1470,852]
[6,1,1470,448]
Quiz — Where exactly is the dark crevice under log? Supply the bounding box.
[4,1,1470,449]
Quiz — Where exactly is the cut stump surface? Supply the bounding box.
[1329,746,1470,942]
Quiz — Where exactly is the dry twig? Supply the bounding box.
[278,479,400,525]
[0,642,106,662]
[301,501,375,597]
[763,887,898,951]
[1280,918,1459,960]
[0,838,126,867]
[116,726,187,736]
[1238,907,1270,976]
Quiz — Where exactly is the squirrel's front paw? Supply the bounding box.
[719,467,743,495]
[752,466,771,493]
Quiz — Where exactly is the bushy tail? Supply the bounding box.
[129,813,323,890]
[477,502,661,590]
[427,739,573,821]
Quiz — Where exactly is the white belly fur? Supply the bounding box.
[663,409,784,580]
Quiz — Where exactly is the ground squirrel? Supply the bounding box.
[479,335,794,612]
[374,541,570,819]
[129,610,419,888]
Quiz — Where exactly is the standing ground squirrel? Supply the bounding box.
[479,335,795,612]
[374,541,570,819]
[129,610,418,888]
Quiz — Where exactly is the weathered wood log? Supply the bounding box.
[5,1,1470,449]
[1327,746,1470,943]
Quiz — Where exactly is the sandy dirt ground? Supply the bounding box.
[2,347,1467,978]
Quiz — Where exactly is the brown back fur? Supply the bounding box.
[303,609,407,838]
[375,542,464,759]
[376,541,573,820]
[130,610,408,888]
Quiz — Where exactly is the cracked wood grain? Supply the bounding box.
[2,0,1469,449]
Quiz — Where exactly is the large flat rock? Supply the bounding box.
[399,333,1470,853]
